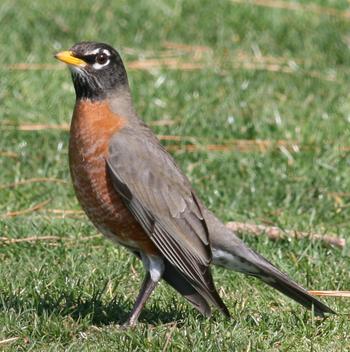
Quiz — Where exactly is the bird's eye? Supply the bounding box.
[96,53,108,65]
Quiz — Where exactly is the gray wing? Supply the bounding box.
[106,126,229,315]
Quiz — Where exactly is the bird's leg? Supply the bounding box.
[123,255,164,327]
[123,272,157,327]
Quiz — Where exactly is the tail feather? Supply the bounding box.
[250,252,335,316]
[204,209,335,316]
[212,244,335,316]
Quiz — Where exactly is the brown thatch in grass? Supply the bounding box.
[128,58,204,71]
[7,59,336,82]
[328,191,350,198]
[0,337,19,346]
[4,118,350,154]
[1,199,50,218]
[0,177,67,190]
[0,234,100,244]
[7,59,205,72]
[162,323,178,352]
[5,117,350,154]
[45,209,84,215]
[0,119,311,154]
[2,206,344,248]
[231,0,350,19]
[4,41,338,82]
[44,209,85,219]
[1,120,70,131]
[0,151,19,158]
[166,141,350,153]
[235,50,302,65]
[0,118,317,154]
[232,62,336,82]
[226,221,346,248]
[1,119,176,132]
[163,41,212,53]
[18,123,70,131]
[150,119,179,126]
[166,139,302,153]
[308,291,350,298]
[7,63,62,70]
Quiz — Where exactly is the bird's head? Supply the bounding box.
[55,42,128,100]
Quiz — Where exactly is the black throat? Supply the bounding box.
[71,61,129,101]
[71,72,106,101]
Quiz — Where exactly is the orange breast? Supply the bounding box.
[69,100,158,255]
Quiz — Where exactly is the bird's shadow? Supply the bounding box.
[1,286,186,327]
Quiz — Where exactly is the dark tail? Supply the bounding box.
[246,251,335,316]
[204,209,335,316]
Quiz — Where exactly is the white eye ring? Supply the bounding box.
[92,59,110,70]
[92,52,110,70]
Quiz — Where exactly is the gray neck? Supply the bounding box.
[107,86,138,120]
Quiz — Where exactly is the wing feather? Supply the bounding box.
[106,127,229,315]
[107,127,228,315]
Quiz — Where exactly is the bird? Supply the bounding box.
[55,41,334,326]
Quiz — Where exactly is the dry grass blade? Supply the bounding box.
[163,139,350,153]
[0,337,19,345]
[166,144,233,153]
[163,42,212,53]
[45,209,84,215]
[0,122,310,154]
[162,323,177,352]
[0,234,101,244]
[232,62,337,82]
[6,59,203,72]
[235,50,302,65]
[150,119,178,126]
[0,235,62,243]
[1,199,50,218]
[234,61,293,74]
[48,215,86,220]
[158,135,201,144]
[0,151,19,158]
[0,177,67,190]
[7,63,63,70]
[226,221,346,248]
[328,191,350,198]
[17,123,70,131]
[231,0,350,19]
[166,139,303,153]
[1,120,70,131]
[0,133,312,154]
[162,42,212,60]
[128,58,204,70]
[3,45,337,83]
[44,209,86,219]
[308,291,350,298]
[2,120,176,132]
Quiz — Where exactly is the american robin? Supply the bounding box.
[55,42,334,326]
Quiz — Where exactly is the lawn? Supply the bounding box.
[1,0,350,350]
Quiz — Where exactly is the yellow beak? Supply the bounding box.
[54,51,86,67]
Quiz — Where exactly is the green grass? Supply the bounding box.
[1,0,350,350]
